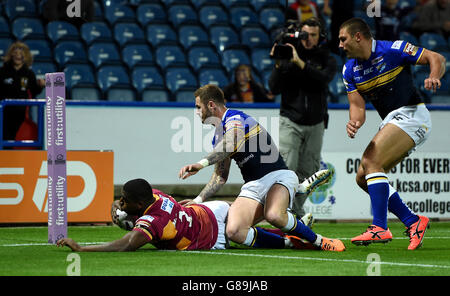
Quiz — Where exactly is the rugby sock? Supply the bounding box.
[243,227,285,249]
[388,185,419,227]
[281,212,317,244]
[366,172,389,230]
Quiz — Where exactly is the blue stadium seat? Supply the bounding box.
[199,5,229,28]
[92,0,104,21]
[419,33,448,52]
[142,89,171,102]
[31,62,57,82]
[132,66,165,94]
[0,17,10,37]
[168,4,198,28]
[328,74,347,102]
[97,65,131,94]
[435,72,449,96]
[122,44,154,68]
[221,49,251,72]
[191,0,221,9]
[241,27,271,48]
[107,88,137,102]
[104,3,136,25]
[27,39,52,62]
[165,67,198,94]
[71,86,102,101]
[209,26,240,52]
[229,6,259,30]
[46,21,79,44]
[259,7,284,32]
[250,0,280,11]
[430,95,450,104]
[399,31,419,45]
[136,3,167,27]
[80,22,112,45]
[440,51,450,73]
[64,64,96,90]
[12,17,45,40]
[155,45,187,70]
[175,89,197,102]
[188,46,221,71]
[178,25,210,50]
[113,23,146,47]
[4,0,37,20]
[0,38,13,61]
[54,41,87,67]
[146,24,178,47]
[251,47,274,72]
[221,0,248,7]
[198,67,229,88]
[330,52,343,73]
[88,42,122,68]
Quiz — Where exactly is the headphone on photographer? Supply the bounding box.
[300,17,327,45]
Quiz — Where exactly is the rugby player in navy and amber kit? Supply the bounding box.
[339,18,446,250]
[178,84,345,251]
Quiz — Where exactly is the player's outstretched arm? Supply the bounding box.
[57,230,148,252]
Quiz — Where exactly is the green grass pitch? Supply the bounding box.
[1,221,449,276]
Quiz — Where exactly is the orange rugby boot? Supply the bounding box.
[285,235,317,250]
[405,215,430,250]
[351,225,393,246]
[320,237,346,252]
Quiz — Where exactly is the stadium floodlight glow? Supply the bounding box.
[45,72,68,244]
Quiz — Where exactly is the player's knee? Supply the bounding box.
[264,209,283,228]
[225,223,243,243]
[356,172,366,190]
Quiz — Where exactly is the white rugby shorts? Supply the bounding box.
[238,169,299,209]
[201,200,230,250]
[379,103,432,154]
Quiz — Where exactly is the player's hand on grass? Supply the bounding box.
[57,238,82,252]
[178,163,203,180]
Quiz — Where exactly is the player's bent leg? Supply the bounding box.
[226,197,264,244]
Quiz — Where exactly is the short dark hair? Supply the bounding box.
[123,178,154,203]
[340,17,373,39]
[194,84,225,106]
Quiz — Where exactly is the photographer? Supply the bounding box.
[269,17,336,217]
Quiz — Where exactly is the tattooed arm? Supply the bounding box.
[197,157,231,202]
[178,123,244,180]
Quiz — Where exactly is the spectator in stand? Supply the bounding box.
[323,0,354,54]
[223,64,273,103]
[0,42,44,141]
[285,0,324,25]
[375,0,415,41]
[412,0,450,39]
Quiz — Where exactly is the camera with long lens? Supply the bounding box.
[271,21,308,60]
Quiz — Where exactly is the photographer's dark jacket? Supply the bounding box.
[269,46,336,126]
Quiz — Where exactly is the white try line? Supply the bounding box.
[2,236,450,247]
[186,251,450,270]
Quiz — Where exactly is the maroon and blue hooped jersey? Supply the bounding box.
[342,40,425,119]
[132,189,218,250]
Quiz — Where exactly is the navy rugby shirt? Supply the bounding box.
[212,109,287,183]
[342,39,425,119]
